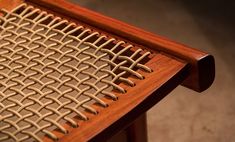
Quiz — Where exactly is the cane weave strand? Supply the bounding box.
[0,3,152,142]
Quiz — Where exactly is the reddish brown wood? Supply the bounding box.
[126,113,148,142]
[0,0,23,11]
[26,0,215,92]
[0,0,215,142]
[40,54,189,142]
[0,1,215,91]
[107,113,148,142]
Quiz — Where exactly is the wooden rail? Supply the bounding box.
[26,0,215,92]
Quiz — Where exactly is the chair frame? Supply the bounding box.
[0,0,215,141]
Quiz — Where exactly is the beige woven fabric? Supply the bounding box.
[0,3,151,142]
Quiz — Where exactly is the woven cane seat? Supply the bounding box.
[0,3,153,142]
[0,1,215,142]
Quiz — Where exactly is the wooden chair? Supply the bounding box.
[0,0,215,141]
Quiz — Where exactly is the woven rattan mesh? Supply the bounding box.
[0,3,152,142]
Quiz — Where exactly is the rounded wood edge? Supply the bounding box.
[181,54,215,92]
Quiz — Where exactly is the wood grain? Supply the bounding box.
[26,0,215,92]
[0,0,214,141]
[125,113,148,142]
[0,0,22,11]
[41,54,189,142]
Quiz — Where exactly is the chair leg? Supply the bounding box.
[126,113,148,142]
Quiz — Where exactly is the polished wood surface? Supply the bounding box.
[0,0,22,10]
[126,113,148,142]
[26,0,215,92]
[0,0,215,91]
[0,0,215,141]
[43,54,189,142]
